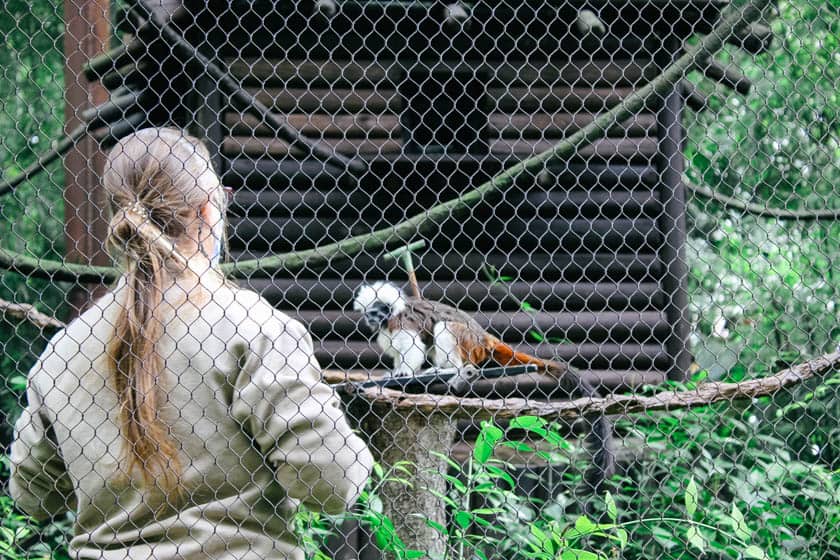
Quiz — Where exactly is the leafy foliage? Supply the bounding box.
[392,418,766,560]
[0,457,71,560]
[612,396,840,560]
[685,0,839,372]
[0,0,67,436]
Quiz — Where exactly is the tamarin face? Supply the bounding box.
[353,281,407,331]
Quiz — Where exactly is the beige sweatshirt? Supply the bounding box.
[9,277,374,559]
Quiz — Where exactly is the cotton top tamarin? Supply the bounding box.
[353,281,614,493]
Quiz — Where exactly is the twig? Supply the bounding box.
[355,351,840,421]
[0,297,65,330]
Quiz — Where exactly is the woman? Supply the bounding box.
[9,128,374,559]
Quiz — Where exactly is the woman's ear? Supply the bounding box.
[198,196,225,266]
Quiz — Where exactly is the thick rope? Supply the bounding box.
[355,351,840,420]
[0,0,770,282]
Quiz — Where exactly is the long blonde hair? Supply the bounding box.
[104,127,223,496]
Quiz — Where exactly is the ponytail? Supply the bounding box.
[103,128,221,500]
[107,201,188,499]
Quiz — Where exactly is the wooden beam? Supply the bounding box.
[63,0,112,317]
[657,38,692,380]
[682,80,711,112]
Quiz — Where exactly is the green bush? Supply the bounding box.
[0,0,67,430]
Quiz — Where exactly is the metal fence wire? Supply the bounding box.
[0,0,838,559]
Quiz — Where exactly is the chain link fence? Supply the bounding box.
[0,0,838,558]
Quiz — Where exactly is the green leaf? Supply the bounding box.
[744,545,768,559]
[615,528,628,550]
[485,465,516,489]
[529,525,554,554]
[424,519,445,534]
[685,478,699,517]
[454,511,472,529]
[729,504,751,541]
[404,550,426,559]
[429,451,463,472]
[508,416,547,430]
[574,516,596,534]
[8,375,27,391]
[499,441,535,453]
[520,301,535,311]
[425,489,458,508]
[372,463,384,479]
[686,526,705,552]
[442,474,467,494]
[474,422,504,464]
[560,550,603,560]
[604,491,617,523]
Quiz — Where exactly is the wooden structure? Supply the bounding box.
[74,0,768,396]
[194,0,716,389]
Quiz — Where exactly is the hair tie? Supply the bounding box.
[125,200,149,220]
[119,200,189,268]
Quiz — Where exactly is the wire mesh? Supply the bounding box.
[0,1,838,559]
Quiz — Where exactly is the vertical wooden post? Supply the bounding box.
[362,406,457,560]
[63,0,111,316]
[657,37,692,380]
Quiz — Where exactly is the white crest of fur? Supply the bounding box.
[353,281,407,315]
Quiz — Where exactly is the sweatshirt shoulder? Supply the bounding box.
[214,284,306,341]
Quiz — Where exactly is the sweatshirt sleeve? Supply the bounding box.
[230,311,374,514]
[9,370,76,522]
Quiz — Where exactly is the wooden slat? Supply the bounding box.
[325,369,664,395]
[489,137,657,161]
[227,215,662,254]
[247,85,633,115]
[292,309,669,344]
[227,250,662,283]
[222,135,656,161]
[251,87,401,115]
[222,157,657,189]
[224,112,657,140]
[490,113,657,139]
[226,58,660,89]
[489,86,633,114]
[227,113,400,140]
[224,135,402,156]
[457,369,666,398]
[241,279,664,313]
[230,187,662,220]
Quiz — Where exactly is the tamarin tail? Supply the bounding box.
[486,336,614,494]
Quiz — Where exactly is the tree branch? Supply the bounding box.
[0,297,65,330]
[355,351,840,421]
[686,179,840,220]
